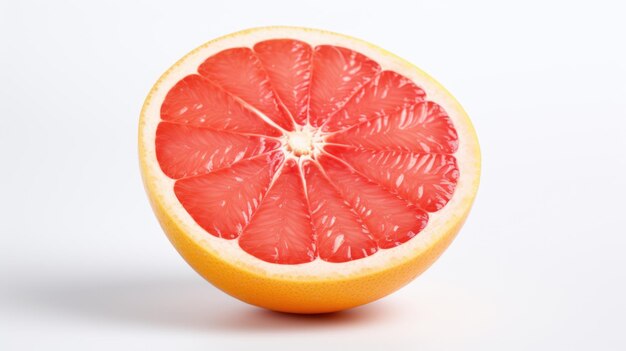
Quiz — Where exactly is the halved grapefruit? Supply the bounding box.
[139,27,480,313]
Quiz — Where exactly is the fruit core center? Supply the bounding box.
[286,129,318,157]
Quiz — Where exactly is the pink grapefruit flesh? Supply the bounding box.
[154,39,460,265]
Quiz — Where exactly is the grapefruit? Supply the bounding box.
[139,27,480,313]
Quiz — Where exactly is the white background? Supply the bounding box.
[1,0,625,350]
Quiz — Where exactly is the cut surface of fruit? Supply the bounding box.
[153,39,461,264]
[139,27,480,313]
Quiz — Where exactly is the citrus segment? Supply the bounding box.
[317,155,429,249]
[253,40,312,125]
[321,70,426,132]
[160,74,280,137]
[326,146,459,212]
[239,159,316,264]
[309,45,381,127]
[155,122,281,179]
[173,152,284,239]
[302,160,378,262]
[327,101,458,153]
[198,48,294,130]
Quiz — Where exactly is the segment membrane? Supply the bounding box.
[174,152,284,239]
[198,48,295,130]
[318,155,429,249]
[327,101,458,153]
[322,70,425,132]
[303,161,378,263]
[156,122,281,179]
[309,45,381,127]
[326,146,459,212]
[239,160,316,264]
[160,74,280,136]
[254,39,313,125]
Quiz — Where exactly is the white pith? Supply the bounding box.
[139,27,480,279]
[283,124,324,159]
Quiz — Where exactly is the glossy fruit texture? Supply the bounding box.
[155,39,459,264]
